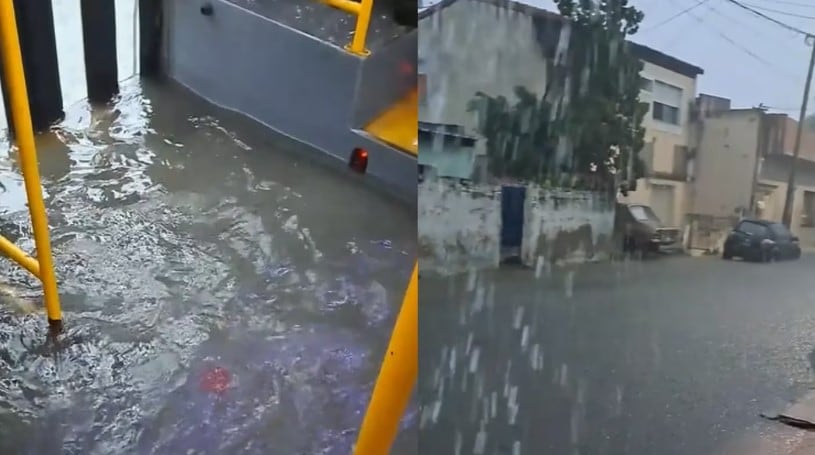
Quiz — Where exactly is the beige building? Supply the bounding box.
[688,97,815,250]
[620,43,704,228]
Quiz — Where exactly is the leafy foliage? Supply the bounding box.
[467,0,647,190]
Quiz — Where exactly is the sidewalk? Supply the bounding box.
[718,391,815,455]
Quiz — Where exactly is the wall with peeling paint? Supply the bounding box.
[521,187,616,266]
[418,178,502,273]
[418,0,569,138]
[419,176,615,272]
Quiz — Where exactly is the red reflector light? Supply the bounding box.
[349,148,368,173]
[400,61,414,75]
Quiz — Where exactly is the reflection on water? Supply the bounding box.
[0,77,416,453]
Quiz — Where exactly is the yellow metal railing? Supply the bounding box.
[354,262,417,454]
[322,0,374,56]
[0,0,63,332]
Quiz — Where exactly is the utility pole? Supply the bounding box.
[782,34,815,227]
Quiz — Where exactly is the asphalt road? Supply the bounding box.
[419,254,815,455]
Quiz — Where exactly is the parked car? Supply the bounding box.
[722,219,801,262]
[615,203,681,255]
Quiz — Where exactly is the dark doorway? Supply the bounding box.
[501,185,526,261]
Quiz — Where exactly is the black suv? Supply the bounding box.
[722,219,801,262]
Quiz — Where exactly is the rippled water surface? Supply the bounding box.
[0,77,416,454]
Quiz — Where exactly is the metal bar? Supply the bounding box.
[348,0,373,55]
[80,0,119,103]
[0,0,63,135]
[0,234,39,279]
[0,0,63,331]
[138,0,163,78]
[322,0,361,15]
[353,262,417,455]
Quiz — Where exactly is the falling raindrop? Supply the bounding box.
[473,429,487,455]
[565,270,575,298]
[535,255,545,279]
[469,347,481,373]
[513,306,524,329]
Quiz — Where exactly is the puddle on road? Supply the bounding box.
[0,78,416,454]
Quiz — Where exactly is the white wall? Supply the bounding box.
[693,111,761,216]
[522,186,616,266]
[418,0,569,135]
[419,177,617,273]
[418,178,502,274]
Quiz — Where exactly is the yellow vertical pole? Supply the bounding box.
[354,263,418,455]
[0,0,63,331]
[348,0,373,56]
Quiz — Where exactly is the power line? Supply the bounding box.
[755,0,815,8]
[642,0,712,31]
[684,7,802,82]
[722,0,811,36]
[741,1,815,19]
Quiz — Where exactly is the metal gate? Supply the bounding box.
[501,185,526,252]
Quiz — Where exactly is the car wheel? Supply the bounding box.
[762,249,777,263]
[722,248,733,260]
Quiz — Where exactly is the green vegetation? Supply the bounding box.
[467,0,647,191]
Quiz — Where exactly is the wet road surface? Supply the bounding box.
[0,77,415,453]
[419,254,815,454]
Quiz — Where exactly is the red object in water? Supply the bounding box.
[200,366,231,394]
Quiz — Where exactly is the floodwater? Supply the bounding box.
[0,1,416,453]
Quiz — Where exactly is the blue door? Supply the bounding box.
[501,185,526,249]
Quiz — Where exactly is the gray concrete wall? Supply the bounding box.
[352,29,418,128]
[163,0,416,203]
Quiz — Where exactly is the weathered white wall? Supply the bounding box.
[419,177,616,272]
[418,178,501,273]
[693,110,762,217]
[418,0,569,136]
[521,187,615,266]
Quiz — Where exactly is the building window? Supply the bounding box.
[651,80,683,125]
[640,77,653,92]
[653,102,680,125]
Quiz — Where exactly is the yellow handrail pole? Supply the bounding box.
[322,0,361,15]
[0,0,62,331]
[353,262,417,455]
[348,0,373,56]
[0,235,40,279]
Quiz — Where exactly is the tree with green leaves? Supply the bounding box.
[468,0,648,190]
[553,0,648,187]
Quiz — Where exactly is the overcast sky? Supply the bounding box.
[423,0,814,117]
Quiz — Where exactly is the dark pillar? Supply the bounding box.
[0,0,64,135]
[80,0,119,104]
[139,0,163,78]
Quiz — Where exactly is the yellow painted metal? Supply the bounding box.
[347,0,373,56]
[321,0,372,56]
[0,0,62,327]
[0,235,40,279]
[353,262,417,455]
[322,0,361,14]
[364,89,418,156]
